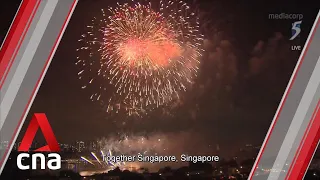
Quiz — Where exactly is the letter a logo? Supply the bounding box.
[18,113,60,152]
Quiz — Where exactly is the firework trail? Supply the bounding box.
[81,156,95,166]
[77,0,203,116]
[91,152,103,165]
[81,150,126,170]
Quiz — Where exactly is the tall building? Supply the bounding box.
[77,141,85,152]
[89,141,97,151]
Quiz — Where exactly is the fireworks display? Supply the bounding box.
[99,134,167,155]
[76,0,203,116]
[79,132,217,172]
[81,150,130,171]
[80,134,168,171]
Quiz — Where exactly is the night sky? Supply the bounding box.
[1,0,319,158]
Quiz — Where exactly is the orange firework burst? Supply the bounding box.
[77,0,203,116]
[117,38,182,67]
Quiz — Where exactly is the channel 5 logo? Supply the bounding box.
[290,21,302,40]
[17,113,61,170]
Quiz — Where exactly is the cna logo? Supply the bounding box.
[17,113,61,170]
[290,21,302,40]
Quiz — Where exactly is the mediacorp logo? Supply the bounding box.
[17,113,61,170]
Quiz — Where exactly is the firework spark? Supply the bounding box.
[81,156,95,165]
[77,0,203,116]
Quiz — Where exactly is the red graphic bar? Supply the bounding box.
[249,15,320,180]
[287,99,320,179]
[0,0,40,88]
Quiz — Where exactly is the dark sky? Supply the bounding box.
[1,0,319,157]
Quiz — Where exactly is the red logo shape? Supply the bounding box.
[18,113,60,152]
